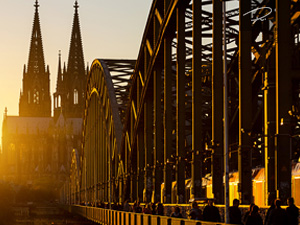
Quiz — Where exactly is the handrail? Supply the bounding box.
[67,205,236,225]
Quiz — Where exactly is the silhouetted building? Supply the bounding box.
[53,1,87,120]
[1,0,86,192]
[19,0,51,117]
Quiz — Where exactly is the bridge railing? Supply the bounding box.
[68,205,234,225]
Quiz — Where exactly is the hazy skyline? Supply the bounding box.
[0,0,152,143]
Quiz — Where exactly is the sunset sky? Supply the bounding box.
[0,0,152,143]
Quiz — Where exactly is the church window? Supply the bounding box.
[34,62,39,73]
[74,89,78,105]
[28,90,30,103]
[58,95,61,107]
[33,89,39,104]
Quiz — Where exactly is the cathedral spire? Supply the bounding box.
[19,0,51,117]
[58,51,62,77]
[66,0,85,77]
[27,0,45,74]
[54,0,86,119]
[34,0,39,10]
[74,0,79,12]
[56,51,63,90]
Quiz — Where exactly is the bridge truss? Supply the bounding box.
[67,0,300,206]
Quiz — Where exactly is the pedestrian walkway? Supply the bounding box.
[67,205,236,225]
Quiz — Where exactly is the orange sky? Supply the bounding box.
[0,0,152,147]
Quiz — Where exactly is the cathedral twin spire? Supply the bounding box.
[19,0,50,117]
[27,0,46,75]
[19,0,86,119]
[54,0,86,119]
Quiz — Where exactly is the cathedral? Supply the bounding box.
[0,0,87,193]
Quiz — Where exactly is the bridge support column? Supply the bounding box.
[275,0,292,204]
[164,35,173,204]
[239,0,253,204]
[176,2,186,204]
[264,66,276,205]
[104,120,108,203]
[100,113,104,203]
[137,130,145,202]
[191,0,203,201]
[130,136,138,202]
[153,68,164,203]
[261,18,277,205]
[144,90,154,203]
[212,0,224,204]
[94,97,98,205]
[131,167,137,202]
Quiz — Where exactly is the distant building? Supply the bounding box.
[1,0,86,192]
[53,0,87,120]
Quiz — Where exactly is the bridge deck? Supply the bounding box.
[67,205,236,225]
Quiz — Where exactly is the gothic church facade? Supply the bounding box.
[1,0,87,191]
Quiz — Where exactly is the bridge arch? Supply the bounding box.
[65,0,300,207]
[80,59,135,204]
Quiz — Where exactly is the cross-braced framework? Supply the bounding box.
[120,0,300,205]
[66,0,300,207]
[79,59,135,205]
[120,0,241,204]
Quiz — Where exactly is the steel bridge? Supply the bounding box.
[64,0,300,209]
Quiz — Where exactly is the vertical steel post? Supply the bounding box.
[96,100,99,204]
[263,29,276,206]
[176,2,186,204]
[275,0,292,204]
[131,145,137,202]
[104,120,108,202]
[154,68,163,203]
[137,130,145,202]
[94,98,97,205]
[192,0,203,201]
[212,0,224,204]
[223,1,229,223]
[164,35,172,203]
[239,0,252,204]
[144,91,154,203]
[109,123,112,209]
[101,111,104,202]
[85,157,87,205]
